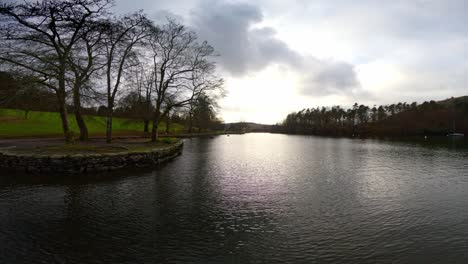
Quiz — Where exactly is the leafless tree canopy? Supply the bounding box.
[0,1,224,143]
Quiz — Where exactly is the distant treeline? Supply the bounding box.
[275,97,468,137]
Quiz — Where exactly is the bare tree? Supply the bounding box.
[0,0,112,142]
[101,12,152,143]
[191,93,219,132]
[148,20,223,141]
[186,66,224,134]
[68,19,107,141]
[125,57,153,132]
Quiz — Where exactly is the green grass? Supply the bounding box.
[0,108,185,138]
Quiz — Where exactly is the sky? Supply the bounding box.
[114,0,467,123]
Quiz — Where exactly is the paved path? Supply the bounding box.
[0,138,65,149]
[0,137,148,150]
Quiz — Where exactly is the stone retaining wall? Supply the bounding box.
[0,141,183,174]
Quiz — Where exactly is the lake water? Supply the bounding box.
[1,134,468,263]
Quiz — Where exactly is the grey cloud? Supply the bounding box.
[148,10,185,25]
[118,0,364,98]
[190,0,301,75]
[300,60,361,96]
[190,0,361,97]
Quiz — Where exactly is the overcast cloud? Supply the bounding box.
[112,0,468,123]
[191,1,302,75]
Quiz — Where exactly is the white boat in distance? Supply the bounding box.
[447,133,465,137]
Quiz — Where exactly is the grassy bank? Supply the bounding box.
[0,108,184,138]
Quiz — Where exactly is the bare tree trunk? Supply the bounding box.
[58,99,72,143]
[144,98,151,133]
[106,105,113,144]
[188,112,193,134]
[143,119,149,133]
[151,111,160,142]
[73,86,89,141]
[75,110,88,141]
[58,65,73,143]
[165,117,170,134]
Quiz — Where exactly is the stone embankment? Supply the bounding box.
[0,141,183,174]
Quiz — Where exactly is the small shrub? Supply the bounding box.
[159,137,178,144]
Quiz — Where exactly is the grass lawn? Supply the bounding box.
[0,108,185,138]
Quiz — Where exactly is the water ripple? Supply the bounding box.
[1,134,468,263]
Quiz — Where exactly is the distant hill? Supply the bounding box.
[368,95,468,136]
[224,122,274,133]
[437,96,468,111]
[438,95,468,104]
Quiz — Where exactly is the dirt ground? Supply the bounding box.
[0,137,167,154]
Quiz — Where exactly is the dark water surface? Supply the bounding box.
[1,134,468,263]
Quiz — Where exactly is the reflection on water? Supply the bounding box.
[1,134,468,263]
